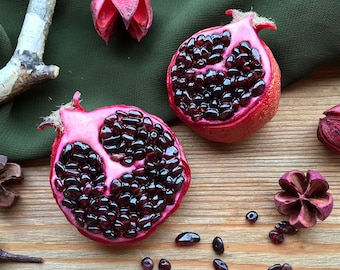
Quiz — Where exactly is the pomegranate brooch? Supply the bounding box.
[39,92,191,245]
[166,9,281,143]
[274,170,333,228]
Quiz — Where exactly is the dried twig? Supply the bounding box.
[0,0,59,106]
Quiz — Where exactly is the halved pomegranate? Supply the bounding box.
[39,92,191,245]
[166,9,281,143]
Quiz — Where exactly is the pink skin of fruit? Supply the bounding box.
[166,9,281,143]
[39,92,191,245]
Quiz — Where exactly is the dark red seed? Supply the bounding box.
[212,236,224,255]
[158,258,171,270]
[268,263,281,270]
[141,257,154,270]
[175,232,200,246]
[275,221,298,235]
[213,258,228,270]
[245,210,258,223]
[269,230,284,244]
[281,263,293,270]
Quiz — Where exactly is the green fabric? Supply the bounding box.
[1,0,340,161]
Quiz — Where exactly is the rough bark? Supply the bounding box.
[0,0,59,106]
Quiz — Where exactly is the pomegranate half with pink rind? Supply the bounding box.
[39,92,191,245]
[166,9,281,143]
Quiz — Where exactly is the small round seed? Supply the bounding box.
[141,257,154,270]
[212,236,224,255]
[245,210,258,223]
[281,263,293,270]
[269,230,284,244]
[158,258,171,270]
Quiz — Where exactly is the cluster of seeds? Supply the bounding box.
[54,109,187,240]
[169,30,266,122]
[141,257,171,270]
[269,221,299,245]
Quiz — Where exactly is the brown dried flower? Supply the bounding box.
[317,104,340,154]
[274,170,333,228]
[0,155,23,208]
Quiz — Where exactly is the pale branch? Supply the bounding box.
[0,0,59,106]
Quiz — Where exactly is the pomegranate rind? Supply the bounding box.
[166,10,281,143]
[40,92,191,245]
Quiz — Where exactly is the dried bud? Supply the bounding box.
[127,0,153,42]
[0,156,24,208]
[317,105,340,154]
[274,170,333,228]
[90,0,153,43]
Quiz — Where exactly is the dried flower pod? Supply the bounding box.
[0,156,24,208]
[274,170,333,228]
[317,104,340,154]
[90,0,153,43]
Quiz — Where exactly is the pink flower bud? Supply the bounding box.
[90,0,153,43]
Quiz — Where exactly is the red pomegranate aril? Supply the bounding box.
[281,263,293,270]
[245,210,258,223]
[175,232,200,246]
[269,230,284,244]
[141,257,154,270]
[268,264,282,270]
[274,221,298,235]
[158,258,171,270]
[213,258,228,270]
[212,236,224,255]
[39,92,191,245]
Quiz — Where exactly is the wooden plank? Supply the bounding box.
[1,63,340,269]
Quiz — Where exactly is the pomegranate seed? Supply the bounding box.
[269,230,284,244]
[281,263,293,270]
[274,221,298,235]
[175,232,200,246]
[158,258,171,270]
[268,263,281,270]
[245,210,258,223]
[213,258,228,270]
[212,236,224,255]
[141,257,154,270]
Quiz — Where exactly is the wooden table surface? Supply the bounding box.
[2,63,340,270]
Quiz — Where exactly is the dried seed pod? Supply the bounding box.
[318,104,340,154]
[274,170,333,228]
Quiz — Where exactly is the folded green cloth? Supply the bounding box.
[1,0,340,161]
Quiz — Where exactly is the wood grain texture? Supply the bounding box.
[1,63,340,269]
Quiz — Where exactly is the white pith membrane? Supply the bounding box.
[168,12,273,126]
[49,93,190,245]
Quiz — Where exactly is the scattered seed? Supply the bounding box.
[158,258,171,270]
[281,263,293,270]
[141,257,154,270]
[175,232,200,246]
[268,263,282,270]
[245,210,258,223]
[212,236,224,255]
[213,258,228,270]
[275,221,298,235]
[269,230,284,244]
